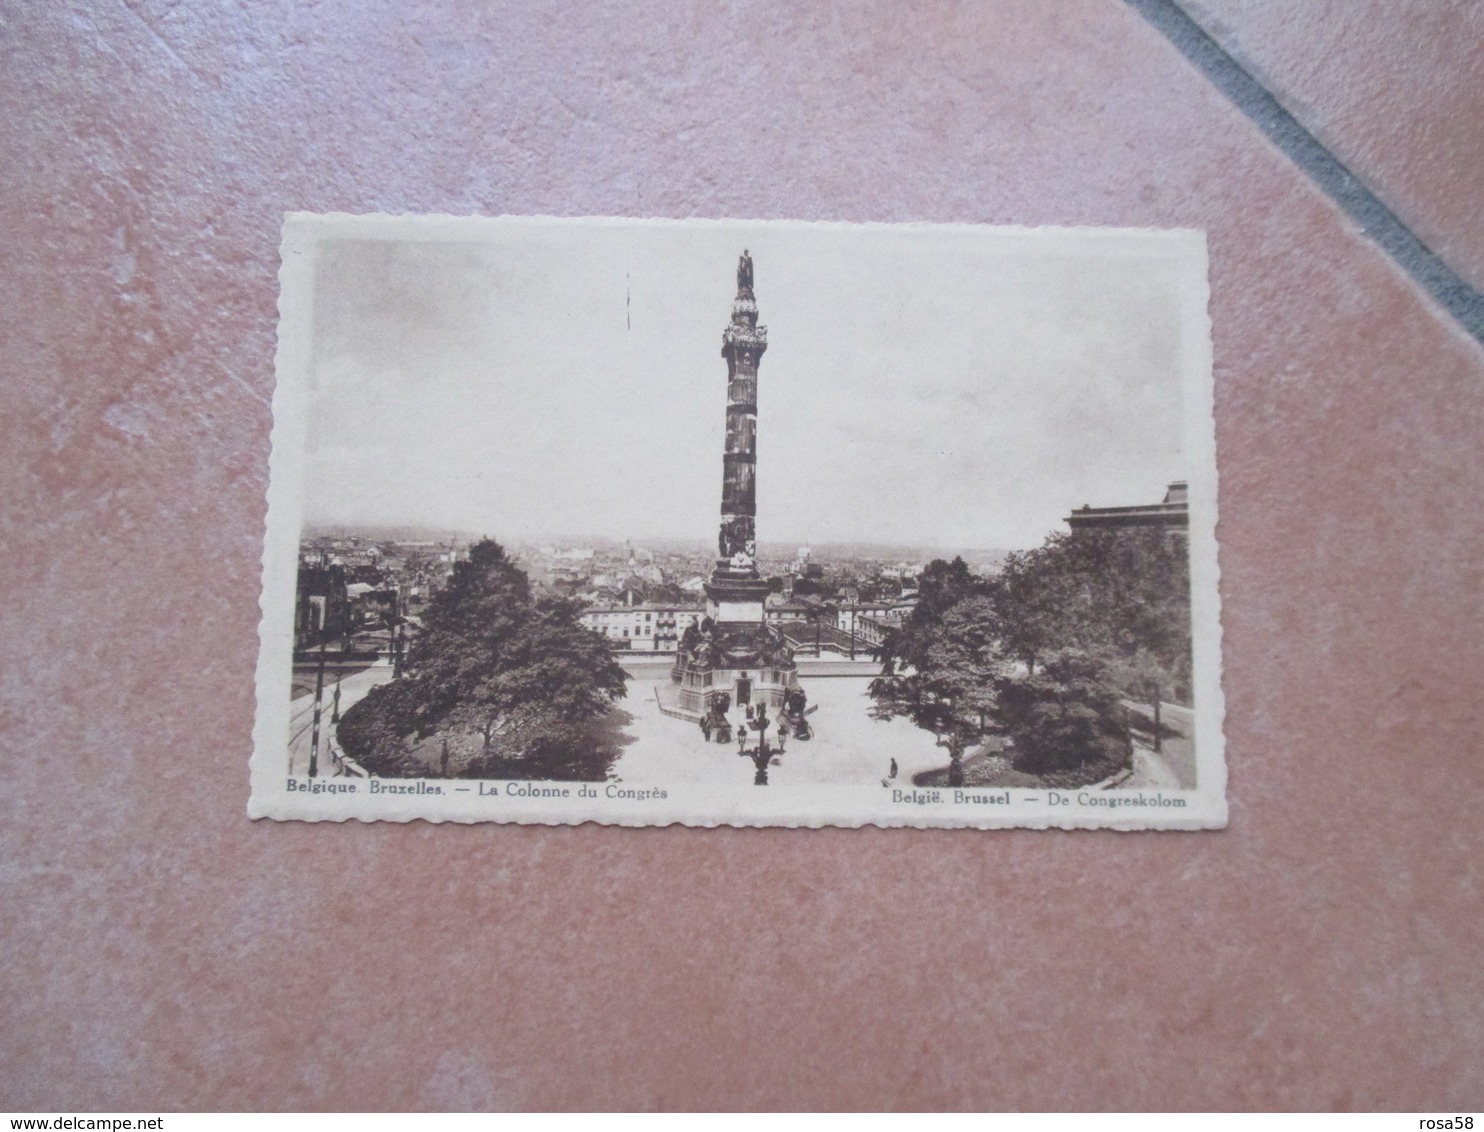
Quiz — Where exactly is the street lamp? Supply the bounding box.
[308,619,328,778]
[738,701,776,786]
[384,588,406,680]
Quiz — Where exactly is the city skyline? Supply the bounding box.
[302,218,1192,551]
[300,524,1014,568]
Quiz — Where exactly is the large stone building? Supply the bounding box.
[1066,480,1189,534]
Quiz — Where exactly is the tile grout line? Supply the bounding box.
[1125,0,1484,346]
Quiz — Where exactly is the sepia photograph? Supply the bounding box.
[253,214,1224,827]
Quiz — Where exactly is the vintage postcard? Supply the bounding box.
[252,214,1225,828]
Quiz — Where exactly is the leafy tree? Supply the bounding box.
[339,539,627,778]
[995,648,1129,781]
[869,563,1003,786]
[984,528,1188,780]
[994,529,1190,699]
[911,556,986,621]
[334,676,423,775]
[992,543,1090,675]
[449,595,629,767]
[869,530,1191,786]
[1105,647,1181,753]
[869,530,1190,784]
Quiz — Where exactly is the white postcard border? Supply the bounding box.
[250,213,1227,830]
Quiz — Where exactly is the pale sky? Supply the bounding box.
[302,217,1200,551]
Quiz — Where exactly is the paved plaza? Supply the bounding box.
[301,661,951,787]
[611,670,948,788]
[301,661,1188,791]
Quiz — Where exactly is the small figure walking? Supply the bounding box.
[889,758,898,780]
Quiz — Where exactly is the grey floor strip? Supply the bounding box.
[1126,0,1484,346]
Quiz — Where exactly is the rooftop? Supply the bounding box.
[1066,481,1189,530]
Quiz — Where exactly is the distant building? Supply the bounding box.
[295,564,349,650]
[331,547,382,569]
[579,601,705,652]
[1066,480,1188,534]
[764,594,812,623]
[613,584,646,608]
[359,588,400,626]
[836,601,914,649]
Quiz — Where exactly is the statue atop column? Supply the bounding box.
[737,250,754,293]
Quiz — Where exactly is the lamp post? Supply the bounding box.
[387,588,406,680]
[308,621,327,778]
[1150,680,1163,754]
[739,702,775,786]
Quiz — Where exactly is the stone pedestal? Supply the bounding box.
[670,644,799,722]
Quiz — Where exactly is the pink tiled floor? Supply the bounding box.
[2,0,1482,1112]
[1187,0,1484,289]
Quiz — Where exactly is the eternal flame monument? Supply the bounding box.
[665,251,807,746]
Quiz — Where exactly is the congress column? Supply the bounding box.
[708,250,771,623]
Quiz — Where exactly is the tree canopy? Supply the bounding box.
[868,531,1191,786]
[869,559,1001,784]
[995,649,1129,780]
[338,539,627,779]
[994,529,1190,691]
